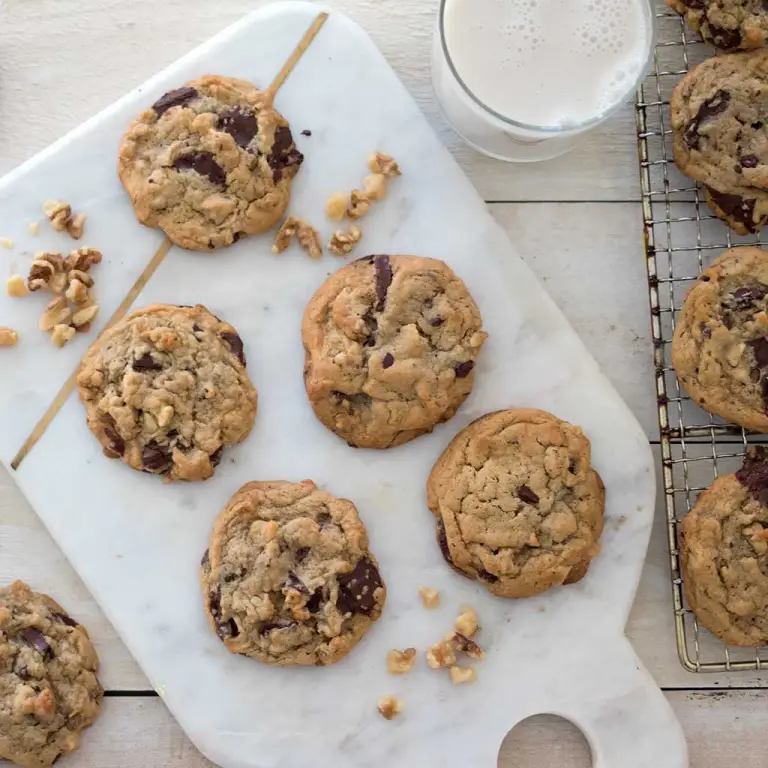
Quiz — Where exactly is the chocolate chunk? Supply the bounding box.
[736,447,768,505]
[132,354,163,372]
[708,25,742,50]
[102,414,125,458]
[429,317,444,327]
[142,441,172,473]
[52,612,78,628]
[706,187,758,232]
[729,285,768,311]
[173,152,226,186]
[373,256,393,311]
[306,590,324,613]
[317,513,332,527]
[382,352,394,369]
[259,620,295,635]
[285,572,308,594]
[518,484,539,505]
[741,155,759,169]
[301,129,312,137]
[336,558,383,616]
[152,86,198,117]
[209,447,223,467]
[268,126,304,179]
[749,337,768,367]
[454,361,475,378]
[681,0,705,7]
[478,569,499,583]
[684,90,730,149]
[218,107,258,149]
[722,314,733,330]
[209,587,239,639]
[201,549,210,568]
[21,628,53,659]
[221,331,246,366]
[568,458,577,474]
[296,547,310,563]
[437,519,453,564]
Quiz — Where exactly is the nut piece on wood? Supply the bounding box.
[377,695,404,721]
[386,648,416,675]
[6,275,29,298]
[325,192,349,222]
[327,225,362,257]
[0,327,19,347]
[65,247,102,273]
[449,666,476,685]
[419,587,440,608]
[51,324,76,349]
[39,297,71,331]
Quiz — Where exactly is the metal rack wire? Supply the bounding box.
[636,3,768,672]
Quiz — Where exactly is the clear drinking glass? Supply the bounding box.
[431,0,656,163]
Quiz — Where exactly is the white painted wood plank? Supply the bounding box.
[0,0,640,202]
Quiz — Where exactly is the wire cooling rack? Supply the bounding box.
[636,3,768,672]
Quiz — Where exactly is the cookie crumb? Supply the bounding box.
[51,324,76,348]
[368,152,402,177]
[455,606,479,638]
[377,695,403,721]
[28,221,39,236]
[450,632,484,660]
[6,275,29,298]
[39,297,71,331]
[386,648,416,675]
[325,192,349,222]
[0,237,13,249]
[426,640,456,669]
[0,327,19,347]
[419,587,440,608]
[301,129,312,137]
[328,225,362,257]
[449,666,476,685]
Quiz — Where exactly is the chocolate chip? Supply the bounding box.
[478,569,499,583]
[382,352,394,369]
[684,91,730,149]
[221,331,246,366]
[259,620,295,635]
[429,317,444,327]
[142,441,172,473]
[454,361,475,379]
[736,447,768,505]
[336,558,383,616]
[373,256,392,311]
[192,324,202,333]
[708,24,742,50]
[173,152,226,186]
[209,587,239,639]
[102,414,125,458]
[301,129,312,137]
[268,126,304,179]
[132,354,163,372]
[681,0,705,7]
[152,86,198,117]
[21,628,53,659]
[209,447,223,467]
[218,107,258,149]
[285,572,308,594]
[568,458,577,473]
[201,549,210,568]
[741,155,760,169]
[296,547,310,563]
[722,314,733,330]
[754,122,765,130]
[706,187,758,232]
[518,485,539,504]
[317,513,332,527]
[437,519,453,564]
[749,337,768,368]
[306,590,324,613]
[728,285,768,311]
[52,612,78,628]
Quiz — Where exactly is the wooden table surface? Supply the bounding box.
[1,1,764,766]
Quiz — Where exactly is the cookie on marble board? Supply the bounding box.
[0,580,103,768]
[680,446,768,646]
[426,408,605,598]
[302,254,488,449]
[201,480,386,666]
[671,247,768,431]
[671,51,768,234]
[667,0,768,50]
[77,303,257,482]
[118,75,304,251]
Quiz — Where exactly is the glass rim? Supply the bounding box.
[437,0,656,135]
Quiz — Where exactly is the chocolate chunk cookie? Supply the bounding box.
[302,255,488,449]
[201,480,386,666]
[667,0,768,51]
[0,581,103,768]
[77,304,257,482]
[680,447,768,646]
[671,51,768,234]
[118,75,304,251]
[672,247,768,431]
[427,409,605,598]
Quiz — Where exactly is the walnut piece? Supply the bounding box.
[449,666,476,685]
[325,192,349,222]
[43,200,86,239]
[419,587,440,608]
[65,247,102,273]
[65,278,90,304]
[296,219,323,260]
[39,297,71,331]
[0,237,13,249]
[347,189,372,220]
[328,225,362,257]
[6,275,29,298]
[386,648,416,675]
[377,695,404,721]
[368,152,402,177]
[363,173,387,201]
[67,212,87,240]
[0,327,19,347]
[51,324,76,349]
[272,216,298,254]
[450,632,484,660]
[426,640,456,669]
[28,252,67,294]
[71,304,99,331]
[455,607,479,638]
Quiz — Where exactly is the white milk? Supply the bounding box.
[432,0,653,160]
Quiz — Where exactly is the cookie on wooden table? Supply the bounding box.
[77,303,257,482]
[426,409,605,598]
[671,51,768,234]
[119,75,304,251]
[680,447,768,646]
[667,0,768,51]
[671,247,768,431]
[302,255,488,449]
[0,581,103,768]
[201,480,386,666]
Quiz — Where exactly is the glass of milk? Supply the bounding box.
[432,0,655,162]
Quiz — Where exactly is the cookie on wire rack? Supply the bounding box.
[667,0,768,51]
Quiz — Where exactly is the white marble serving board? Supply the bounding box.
[0,3,687,767]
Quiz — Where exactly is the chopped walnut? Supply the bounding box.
[0,327,19,347]
[67,213,87,240]
[426,640,456,669]
[50,324,76,349]
[419,587,440,608]
[377,695,403,721]
[28,252,67,293]
[0,237,13,249]
[39,297,71,331]
[386,648,416,675]
[43,200,86,239]
[455,607,479,638]
[65,247,102,273]
[368,152,402,177]
[28,221,39,236]
[347,189,372,220]
[449,666,476,685]
[65,277,90,304]
[450,632,485,660]
[325,192,349,222]
[363,173,387,201]
[272,216,298,254]
[71,304,99,331]
[6,275,29,298]
[328,225,362,257]
[296,219,323,260]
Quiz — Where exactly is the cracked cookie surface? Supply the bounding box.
[201,480,385,666]
[667,0,768,50]
[680,447,768,646]
[672,247,768,431]
[118,75,304,251]
[302,255,488,449]
[426,409,605,598]
[671,51,768,234]
[77,303,257,482]
[0,581,102,768]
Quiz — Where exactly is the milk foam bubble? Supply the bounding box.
[443,0,652,128]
